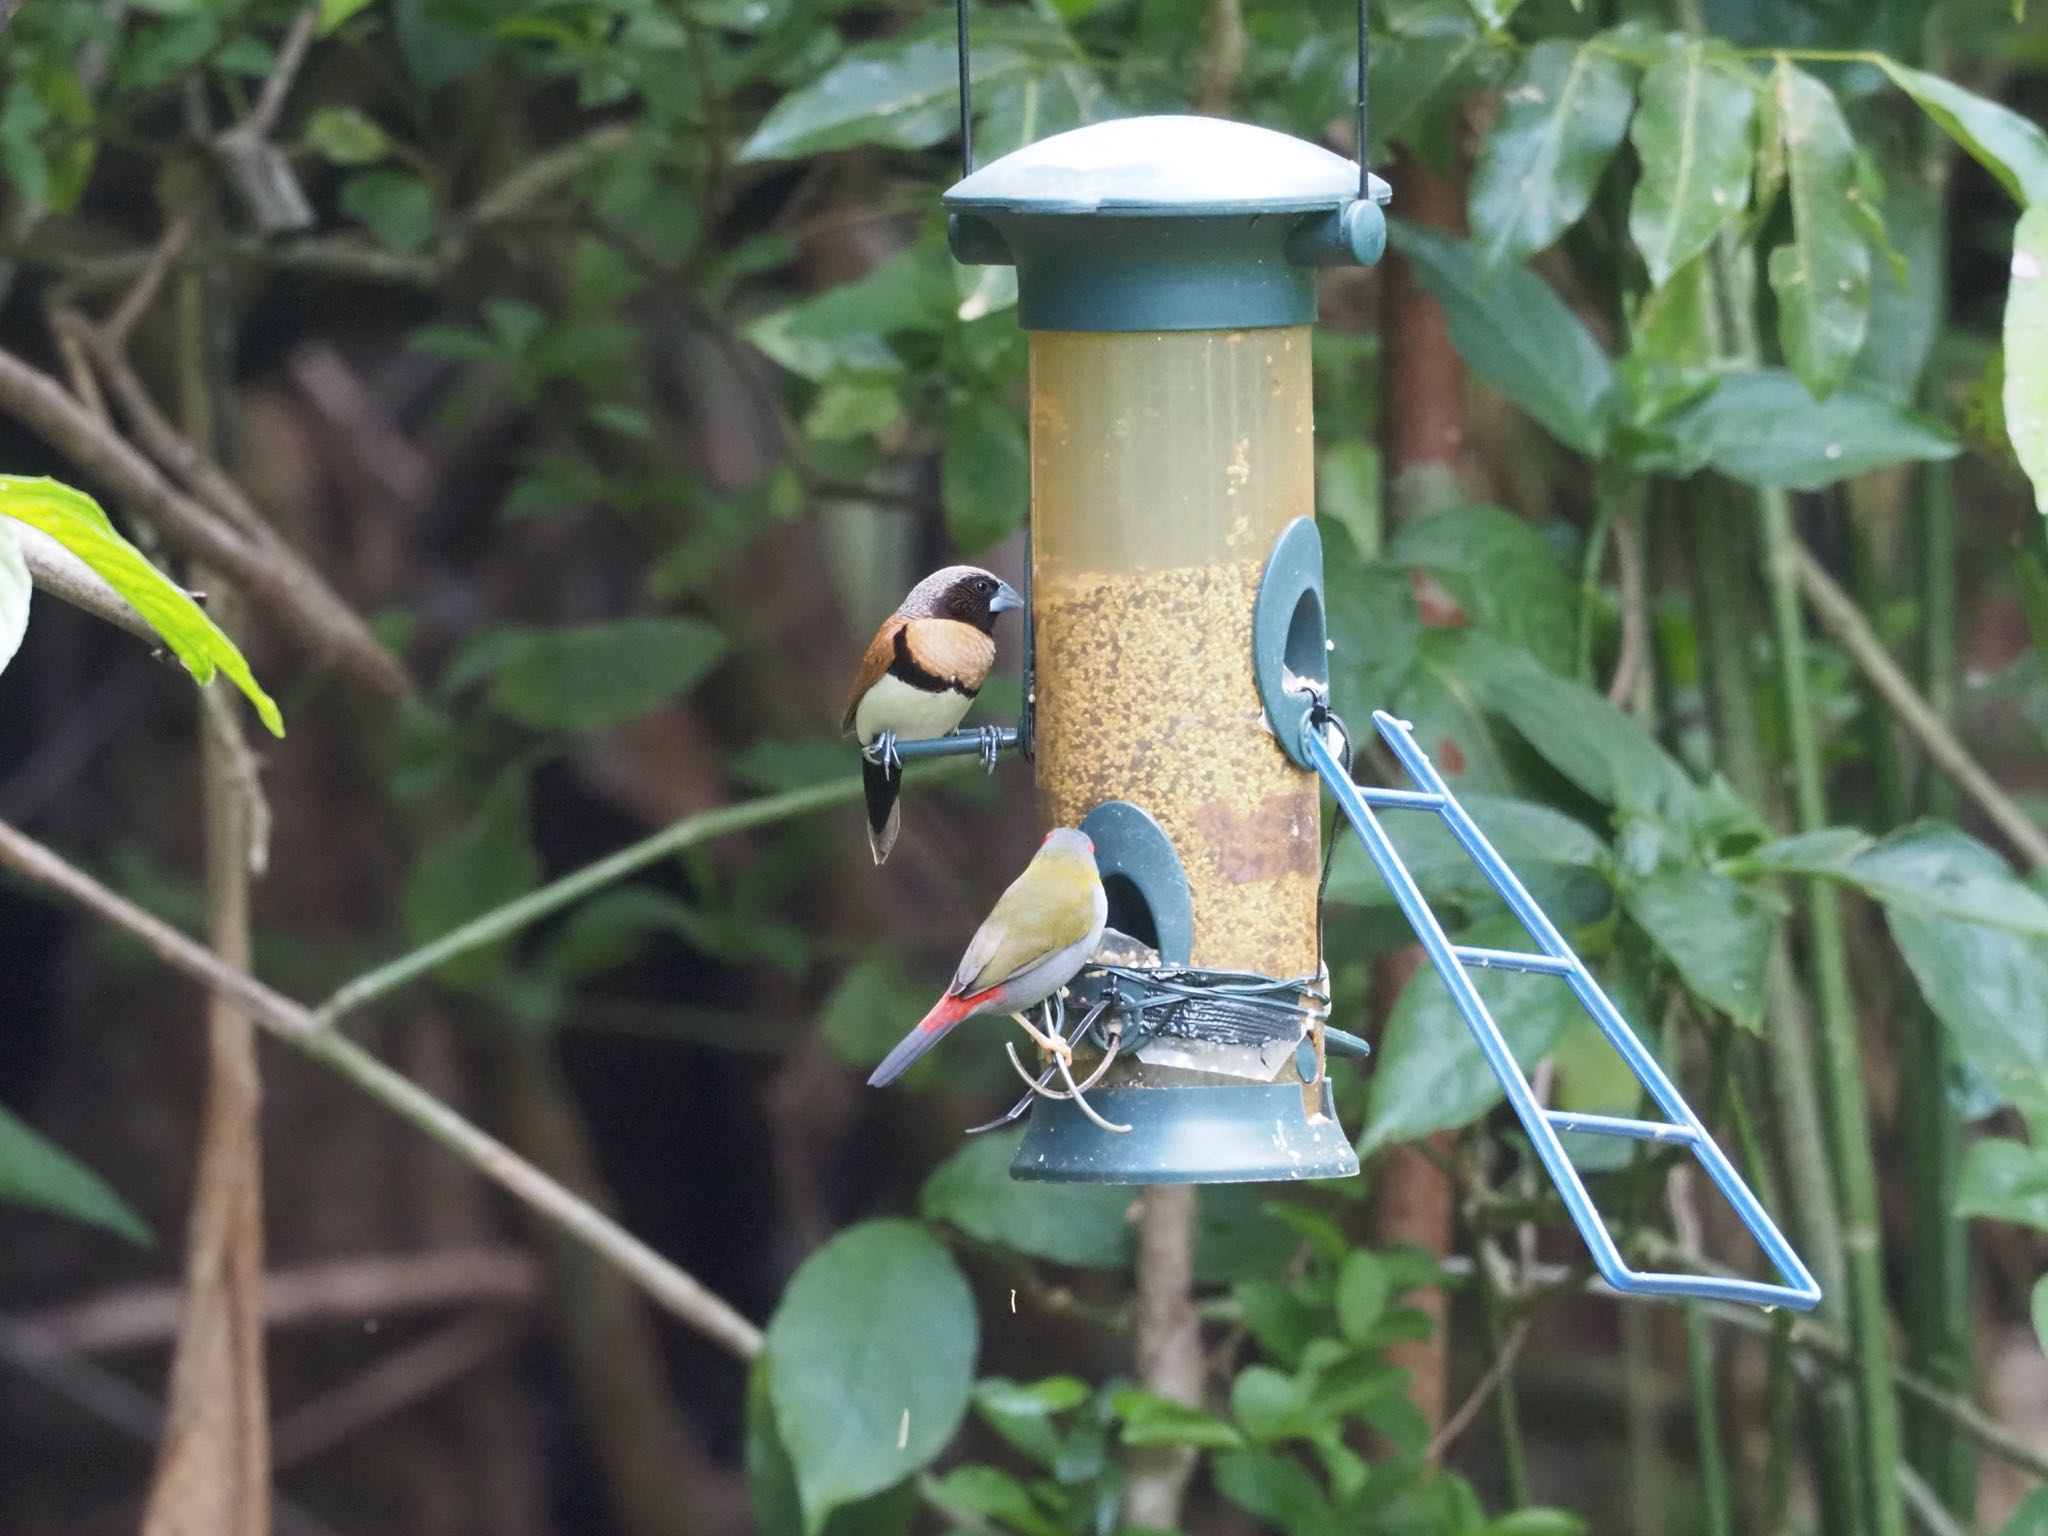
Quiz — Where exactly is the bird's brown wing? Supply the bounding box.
[842,615,906,734]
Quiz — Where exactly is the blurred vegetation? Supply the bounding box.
[2,0,2048,1534]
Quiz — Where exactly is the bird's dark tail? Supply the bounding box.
[863,755,902,864]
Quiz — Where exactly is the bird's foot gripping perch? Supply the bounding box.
[862,730,903,775]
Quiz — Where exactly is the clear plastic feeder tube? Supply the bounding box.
[1030,327,1321,978]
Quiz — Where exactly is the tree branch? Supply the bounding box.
[1122,1185,1203,1529]
[0,340,409,697]
[1792,539,2048,869]
[0,815,765,1363]
[14,521,160,644]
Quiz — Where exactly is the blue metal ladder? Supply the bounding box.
[1308,709,1821,1312]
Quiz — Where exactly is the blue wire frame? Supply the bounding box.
[1310,709,1821,1313]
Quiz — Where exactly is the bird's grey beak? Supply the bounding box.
[990,580,1024,614]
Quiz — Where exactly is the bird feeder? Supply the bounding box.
[900,2,1819,1310]
[937,114,1386,1184]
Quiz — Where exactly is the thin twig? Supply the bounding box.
[0,816,765,1362]
[17,1247,539,1355]
[1897,1461,1974,1536]
[269,1315,518,1468]
[106,213,195,344]
[240,1,319,141]
[1792,540,2048,869]
[314,770,922,1022]
[1426,1316,1532,1462]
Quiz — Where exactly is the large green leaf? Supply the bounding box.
[1888,905,2048,1120]
[764,1220,977,1533]
[0,518,28,677]
[1763,62,1869,399]
[448,616,728,734]
[739,35,1026,161]
[1628,44,1757,289]
[1732,825,2048,937]
[0,1102,151,1246]
[1654,369,1956,490]
[0,476,282,735]
[1369,1,1508,169]
[1955,1138,2048,1231]
[1358,918,1584,1154]
[1385,505,1576,674]
[919,1130,1134,1267]
[2005,201,2048,517]
[942,392,1029,553]
[1879,59,2048,207]
[1389,222,1614,455]
[1622,866,1772,1030]
[747,1362,919,1536]
[1469,39,1637,271]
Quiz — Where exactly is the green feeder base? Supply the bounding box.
[1010,1081,1360,1185]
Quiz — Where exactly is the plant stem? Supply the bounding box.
[1576,485,1620,687]
[1759,485,1908,1536]
[315,770,936,1022]
[1123,1186,1201,1528]
[0,816,766,1362]
[1907,454,1977,1514]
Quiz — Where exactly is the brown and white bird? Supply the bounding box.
[868,828,1107,1087]
[843,565,1022,863]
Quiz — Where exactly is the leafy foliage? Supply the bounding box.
[0,1103,151,1246]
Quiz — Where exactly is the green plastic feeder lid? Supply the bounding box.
[945,115,1392,333]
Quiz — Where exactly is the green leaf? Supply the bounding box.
[1654,369,1956,490]
[1359,919,1586,1154]
[2001,1486,2048,1536]
[1955,1138,2048,1230]
[1325,790,1611,923]
[739,35,1026,161]
[319,0,383,34]
[1879,59,2048,206]
[1470,39,1637,270]
[764,1221,977,1532]
[1370,2,1508,169]
[339,168,435,253]
[748,1362,918,1536]
[0,476,282,735]
[451,616,728,734]
[1489,1513,1592,1536]
[400,772,541,986]
[1623,866,1773,1030]
[1733,825,2048,937]
[973,1376,1089,1468]
[920,1129,1135,1267]
[1888,897,2048,1118]
[1389,221,1614,455]
[1763,62,1870,399]
[1213,1448,1338,1532]
[1112,1388,1246,1449]
[0,518,28,677]
[1628,44,1757,288]
[942,393,1028,553]
[1386,505,1576,674]
[0,1102,151,1245]
[2005,201,2048,516]
[1334,1250,1390,1341]
[304,105,390,165]
[747,245,953,383]
[924,1467,1062,1536]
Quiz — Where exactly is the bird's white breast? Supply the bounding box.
[853,673,975,745]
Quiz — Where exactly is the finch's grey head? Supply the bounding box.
[1038,827,1096,863]
[900,565,1023,635]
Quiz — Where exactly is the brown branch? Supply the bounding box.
[0,816,766,1363]
[17,1247,540,1355]
[240,1,319,141]
[1791,541,2048,869]
[1122,1186,1203,1529]
[0,339,409,697]
[14,521,160,644]
[107,213,196,345]
[1425,1317,1532,1462]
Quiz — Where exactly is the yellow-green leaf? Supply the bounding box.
[2005,201,2048,516]
[0,476,283,735]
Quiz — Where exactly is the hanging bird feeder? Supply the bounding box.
[891,0,1818,1311]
